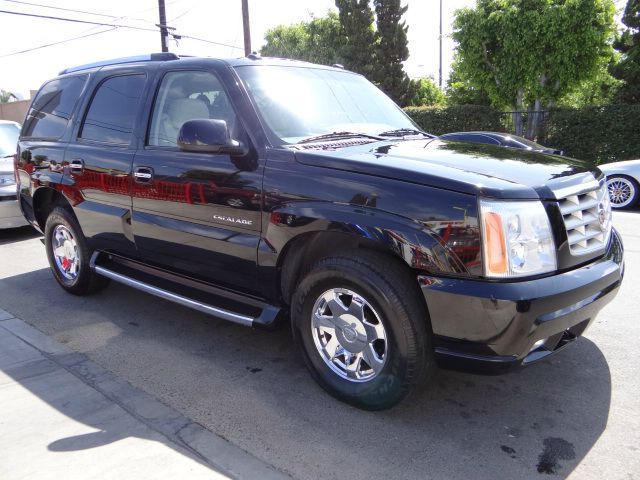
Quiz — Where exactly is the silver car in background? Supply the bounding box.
[0,120,28,229]
[599,160,640,209]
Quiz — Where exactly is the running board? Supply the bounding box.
[90,253,280,328]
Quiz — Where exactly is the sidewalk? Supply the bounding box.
[0,308,288,480]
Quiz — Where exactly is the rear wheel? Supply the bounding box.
[606,175,639,209]
[291,251,433,410]
[44,207,109,295]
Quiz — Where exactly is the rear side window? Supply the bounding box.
[22,75,87,139]
[79,74,146,145]
[465,134,500,145]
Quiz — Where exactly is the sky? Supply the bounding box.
[0,0,628,98]
[0,0,476,97]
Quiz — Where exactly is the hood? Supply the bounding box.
[294,139,600,200]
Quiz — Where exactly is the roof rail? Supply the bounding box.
[59,52,179,75]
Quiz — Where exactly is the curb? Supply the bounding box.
[0,307,290,480]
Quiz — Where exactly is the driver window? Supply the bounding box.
[148,70,237,147]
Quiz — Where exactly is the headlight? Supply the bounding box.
[0,173,16,186]
[479,199,556,278]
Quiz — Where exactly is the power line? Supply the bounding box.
[178,34,242,51]
[0,27,117,58]
[0,8,243,56]
[0,9,159,32]
[0,0,154,23]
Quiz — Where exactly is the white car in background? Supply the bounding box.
[0,120,28,229]
[599,160,640,209]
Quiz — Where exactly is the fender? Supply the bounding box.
[262,201,477,276]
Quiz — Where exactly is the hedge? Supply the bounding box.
[543,106,640,165]
[404,105,505,136]
[405,104,640,165]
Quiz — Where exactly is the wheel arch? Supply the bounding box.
[269,202,464,306]
[32,186,75,231]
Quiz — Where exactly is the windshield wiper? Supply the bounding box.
[378,128,433,138]
[297,131,385,144]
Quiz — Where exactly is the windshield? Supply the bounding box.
[235,65,418,144]
[0,122,20,157]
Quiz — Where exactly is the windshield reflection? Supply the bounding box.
[235,65,417,144]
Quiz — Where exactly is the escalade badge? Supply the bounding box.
[213,214,253,226]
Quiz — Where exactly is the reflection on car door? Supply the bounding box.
[131,70,264,295]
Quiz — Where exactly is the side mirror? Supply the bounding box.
[177,119,247,155]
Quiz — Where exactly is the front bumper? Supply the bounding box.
[419,228,624,373]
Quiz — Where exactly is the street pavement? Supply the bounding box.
[0,210,639,480]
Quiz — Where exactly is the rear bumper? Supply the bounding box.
[419,228,624,373]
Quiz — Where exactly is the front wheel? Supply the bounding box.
[606,175,639,209]
[44,207,109,295]
[291,251,433,410]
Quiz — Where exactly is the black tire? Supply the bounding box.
[44,207,109,295]
[606,175,639,209]
[291,250,433,410]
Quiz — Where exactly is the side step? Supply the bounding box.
[90,252,281,328]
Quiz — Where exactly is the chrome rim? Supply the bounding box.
[607,177,635,208]
[52,225,80,281]
[311,288,387,383]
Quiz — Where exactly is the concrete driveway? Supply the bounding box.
[0,210,638,480]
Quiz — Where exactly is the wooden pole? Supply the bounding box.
[241,0,251,56]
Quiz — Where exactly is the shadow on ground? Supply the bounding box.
[0,225,39,245]
[0,227,613,480]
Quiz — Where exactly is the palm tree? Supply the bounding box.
[0,90,18,103]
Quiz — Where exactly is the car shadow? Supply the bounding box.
[0,225,39,246]
[0,267,612,480]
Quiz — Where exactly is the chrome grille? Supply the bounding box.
[556,181,611,255]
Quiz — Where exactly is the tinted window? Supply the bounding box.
[444,133,500,145]
[22,75,87,139]
[148,71,235,147]
[80,75,145,145]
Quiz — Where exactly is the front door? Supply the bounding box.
[131,70,263,295]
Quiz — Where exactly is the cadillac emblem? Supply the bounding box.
[597,202,608,231]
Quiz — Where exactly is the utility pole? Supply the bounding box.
[439,0,443,88]
[241,0,251,56]
[158,0,168,53]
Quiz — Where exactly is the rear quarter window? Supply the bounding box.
[79,74,146,145]
[22,75,88,140]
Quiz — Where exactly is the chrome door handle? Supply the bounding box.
[134,167,153,184]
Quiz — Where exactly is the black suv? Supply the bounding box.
[15,53,624,410]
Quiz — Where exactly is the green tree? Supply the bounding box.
[335,0,377,78]
[371,0,416,105]
[611,0,640,103]
[0,90,17,103]
[452,0,616,135]
[559,56,622,107]
[409,77,446,106]
[261,12,344,66]
[446,59,492,105]
[262,2,417,106]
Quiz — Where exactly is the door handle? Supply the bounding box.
[70,159,84,173]
[134,166,154,184]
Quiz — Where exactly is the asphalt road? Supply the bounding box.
[1,211,638,480]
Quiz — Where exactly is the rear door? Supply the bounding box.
[64,70,147,255]
[131,69,264,294]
